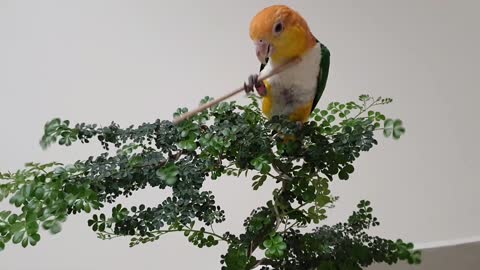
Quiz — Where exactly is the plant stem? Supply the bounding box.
[283,202,309,216]
[353,97,382,119]
[282,220,300,233]
[153,229,229,242]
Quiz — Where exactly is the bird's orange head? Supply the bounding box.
[249,5,316,65]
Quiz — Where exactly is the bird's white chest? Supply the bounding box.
[261,43,322,116]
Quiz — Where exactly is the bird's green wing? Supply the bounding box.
[311,43,330,112]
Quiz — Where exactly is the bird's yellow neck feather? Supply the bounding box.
[270,25,316,65]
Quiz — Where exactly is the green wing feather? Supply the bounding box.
[311,42,330,112]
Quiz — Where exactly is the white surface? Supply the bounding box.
[1,1,479,269]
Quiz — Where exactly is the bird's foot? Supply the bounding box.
[244,74,267,96]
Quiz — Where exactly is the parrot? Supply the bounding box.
[244,5,330,124]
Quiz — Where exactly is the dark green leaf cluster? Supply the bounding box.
[0,94,416,270]
[267,201,421,270]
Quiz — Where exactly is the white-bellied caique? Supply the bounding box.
[244,5,330,124]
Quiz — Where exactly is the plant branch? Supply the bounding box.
[101,228,229,243]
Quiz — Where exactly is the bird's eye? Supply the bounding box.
[273,22,283,34]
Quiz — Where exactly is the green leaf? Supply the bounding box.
[10,222,24,233]
[251,156,271,174]
[263,239,273,249]
[327,115,335,123]
[339,170,349,180]
[42,220,55,230]
[383,119,394,137]
[49,221,62,234]
[9,193,25,207]
[23,184,33,197]
[393,127,405,139]
[156,163,179,186]
[30,233,40,243]
[393,119,402,128]
[26,221,39,234]
[7,214,18,224]
[0,210,11,220]
[21,237,29,248]
[265,248,275,258]
[273,235,283,244]
[12,231,25,244]
[178,139,197,151]
[359,94,370,102]
[84,203,91,213]
[392,119,405,139]
[277,241,287,250]
[384,119,394,128]
[25,211,36,223]
[252,175,267,190]
[34,187,45,199]
[316,195,331,207]
[302,186,316,202]
[344,164,354,174]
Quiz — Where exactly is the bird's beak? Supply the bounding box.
[255,40,272,64]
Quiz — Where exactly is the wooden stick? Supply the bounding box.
[172,57,302,124]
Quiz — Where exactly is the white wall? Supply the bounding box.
[1,1,479,269]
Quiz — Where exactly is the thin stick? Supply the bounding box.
[172,57,302,124]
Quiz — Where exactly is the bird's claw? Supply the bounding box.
[244,74,267,97]
[244,74,258,94]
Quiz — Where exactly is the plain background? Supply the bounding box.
[1,1,479,269]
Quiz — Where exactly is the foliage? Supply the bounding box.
[0,94,417,269]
